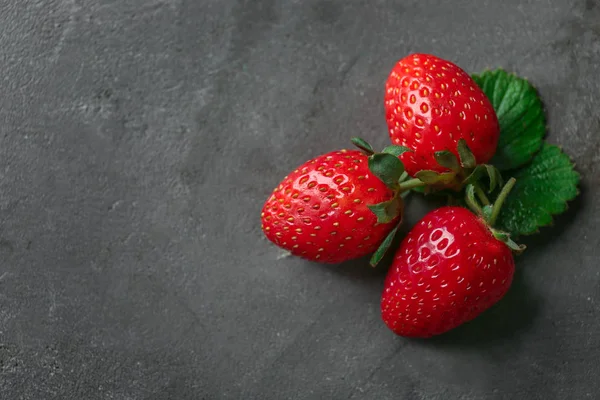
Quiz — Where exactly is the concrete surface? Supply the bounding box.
[1,0,599,399]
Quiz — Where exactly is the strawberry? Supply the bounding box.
[381,179,524,337]
[261,140,419,265]
[384,53,500,189]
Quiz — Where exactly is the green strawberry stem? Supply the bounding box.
[465,178,525,254]
[474,184,491,206]
[417,140,504,195]
[399,171,411,198]
[491,230,525,253]
[488,177,516,226]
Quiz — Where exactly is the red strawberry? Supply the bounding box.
[384,53,500,185]
[381,180,523,337]
[261,140,413,265]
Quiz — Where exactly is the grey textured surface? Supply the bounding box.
[0,0,599,399]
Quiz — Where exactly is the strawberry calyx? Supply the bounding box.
[465,177,526,254]
[414,139,503,193]
[351,137,427,267]
[351,137,425,194]
[351,137,423,211]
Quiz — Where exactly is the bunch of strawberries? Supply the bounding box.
[261,54,528,338]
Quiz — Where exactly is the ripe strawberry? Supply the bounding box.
[384,53,500,183]
[261,141,411,265]
[381,180,523,337]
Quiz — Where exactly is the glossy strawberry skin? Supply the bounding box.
[381,206,514,337]
[384,53,500,176]
[261,150,400,264]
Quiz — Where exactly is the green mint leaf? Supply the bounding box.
[367,197,403,224]
[370,222,400,267]
[472,69,545,171]
[496,143,580,236]
[368,153,404,190]
[382,145,412,157]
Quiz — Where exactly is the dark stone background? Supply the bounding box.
[1,0,599,399]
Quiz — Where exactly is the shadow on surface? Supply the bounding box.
[321,229,405,283]
[412,183,586,348]
[301,184,584,345]
[412,182,585,347]
[413,265,541,349]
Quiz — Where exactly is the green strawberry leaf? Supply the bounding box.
[485,164,502,193]
[351,137,375,155]
[465,184,483,216]
[472,69,546,171]
[496,143,580,236]
[457,139,476,169]
[414,170,440,183]
[434,150,461,172]
[414,170,455,185]
[463,165,486,185]
[382,145,412,157]
[368,153,404,190]
[462,164,503,193]
[370,222,400,267]
[368,197,403,225]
